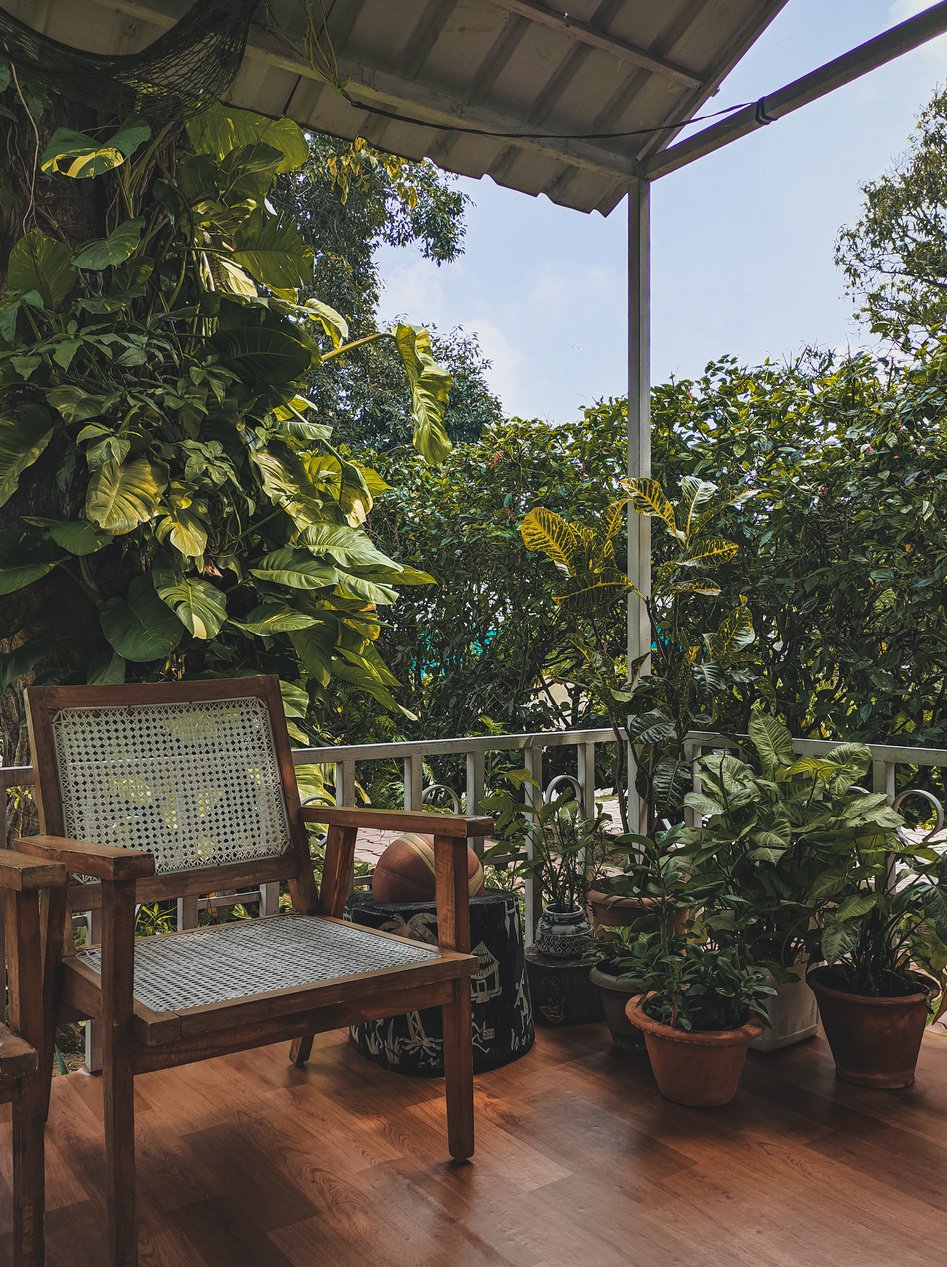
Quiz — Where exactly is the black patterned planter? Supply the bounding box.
[347,890,535,1075]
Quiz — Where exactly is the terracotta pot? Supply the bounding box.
[587,889,688,940]
[807,965,937,1089]
[626,993,764,1107]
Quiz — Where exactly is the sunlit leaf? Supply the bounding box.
[0,405,54,507]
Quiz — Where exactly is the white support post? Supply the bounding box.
[627,176,652,836]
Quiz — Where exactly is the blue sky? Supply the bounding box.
[376,0,947,420]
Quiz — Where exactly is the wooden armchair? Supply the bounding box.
[19,677,492,1267]
[1,850,68,1267]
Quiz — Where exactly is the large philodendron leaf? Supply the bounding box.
[100,574,184,662]
[72,217,145,270]
[0,530,63,594]
[154,571,227,639]
[40,117,150,179]
[212,327,312,384]
[7,231,75,309]
[233,209,314,289]
[392,324,451,464]
[0,405,55,507]
[297,522,402,570]
[233,603,321,635]
[250,549,339,590]
[86,456,167,534]
[186,104,309,173]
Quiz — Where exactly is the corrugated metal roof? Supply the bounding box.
[9,0,788,213]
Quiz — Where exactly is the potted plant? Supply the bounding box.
[622,933,775,1106]
[589,828,690,1050]
[482,776,613,1023]
[673,711,903,1050]
[805,788,947,1087]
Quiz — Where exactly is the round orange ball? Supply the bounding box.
[372,833,485,903]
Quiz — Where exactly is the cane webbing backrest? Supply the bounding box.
[48,694,291,875]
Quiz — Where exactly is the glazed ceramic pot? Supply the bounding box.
[535,905,593,958]
[750,962,819,1053]
[808,966,937,1089]
[589,965,645,1052]
[626,992,764,1107]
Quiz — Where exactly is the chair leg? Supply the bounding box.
[12,1089,44,1267]
[102,1045,138,1267]
[289,1034,314,1065]
[442,977,474,1162]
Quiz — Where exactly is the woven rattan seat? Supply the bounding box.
[77,914,440,1014]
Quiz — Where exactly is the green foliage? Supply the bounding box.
[633,940,775,1033]
[481,777,614,911]
[522,475,758,829]
[651,347,947,747]
[359,414,622,745]
[274,132,499,449]
[836,86,947,344]
[0,88,451,732]
[676,711,902,969]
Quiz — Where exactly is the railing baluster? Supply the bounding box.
[577,741,596,820]
[685,741,703,829]
[403,754,424,811]
[465,750,486,855]
[335,760,356,807]
[522,746,543,944]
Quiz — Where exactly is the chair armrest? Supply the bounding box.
[0,1024,37,1083]
[300,806,494,838]
[301,806,493,954]
[0,849,67,893]
[16,834,156,882]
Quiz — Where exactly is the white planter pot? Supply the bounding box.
[751,964,819,1052]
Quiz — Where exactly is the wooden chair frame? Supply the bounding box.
[18,676,492,1267]
[1,850,68,1267]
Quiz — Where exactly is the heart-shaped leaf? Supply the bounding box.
[7,231,75,309]
[100,574,183,661]
[73,217,145,270]
[86,456,167,534]
[0,405,54,507]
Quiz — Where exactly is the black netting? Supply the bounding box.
[0,1,257,123]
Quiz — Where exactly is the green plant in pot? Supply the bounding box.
[806,800,947,1088]
[593,826,776,1099]
[620,925,775,1107]
[482,774,612,959]
[673,712,898,1050]
[589,829,690,1052]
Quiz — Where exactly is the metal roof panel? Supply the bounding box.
[3,0,788,213]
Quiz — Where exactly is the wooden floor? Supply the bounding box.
[2,1022,947,1267]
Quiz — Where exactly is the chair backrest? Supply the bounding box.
[25,677,314,905]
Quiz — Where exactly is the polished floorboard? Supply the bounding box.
[2,1021,946,1266]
